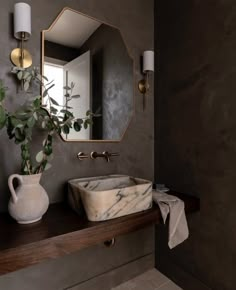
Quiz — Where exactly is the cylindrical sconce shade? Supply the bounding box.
[143,50,154,73]
[14,2,31,39]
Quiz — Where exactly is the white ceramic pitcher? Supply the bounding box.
[8,173,49,224]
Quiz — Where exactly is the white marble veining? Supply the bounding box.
[68,175,152,221]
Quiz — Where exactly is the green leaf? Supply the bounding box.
[44,163,52,171]
[15,108,33,119]
[23,81,30,91]
[23,71,30,80]
[10,117,21,127]
[16,123,24,128]
[24,127,32,140]
[27,116,36,128]
[71,94,80,99]
[41,121,46,129]
[84,120,88,129]
[36,150,44,163]
[50,97,59,106]
[47,134,53,143]
[21,147,30,160]
[60,109,73,117]
[15,128,25,142]
[33,112,38,120]
[42,84,55,98]
[25,75,32,83]
[44,145,52,155]
[17,71,23,80]
[62,124,70,134]
[50,106,58,114]
[33,98,41,109]
[86,118,93,125]
[42,75,48,81]
[0,106,6,128]
[35,73,42,82]
[0,89,5,102]
[73,121,81,132]
[0,81,6,102]
[38,108,48,116]
[86,110,91,116]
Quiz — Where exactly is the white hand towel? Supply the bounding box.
[153,190,189,249]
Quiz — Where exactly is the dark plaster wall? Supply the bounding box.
[0,0,154,289]
[155,1,236,289]
[80,24,133,140]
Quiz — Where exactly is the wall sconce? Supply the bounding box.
[10,2,32,68]
[138,50,154,110]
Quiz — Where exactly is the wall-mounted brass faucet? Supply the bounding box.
[90,151,119,162]
[77,151,119,162]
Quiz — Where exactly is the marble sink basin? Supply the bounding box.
[68,175,152,221]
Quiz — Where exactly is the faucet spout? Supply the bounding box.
[90,151,119,162]
[103,151,110,162]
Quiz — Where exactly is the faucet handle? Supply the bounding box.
[77,152,89,160]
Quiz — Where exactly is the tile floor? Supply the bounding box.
[112,268,182,290]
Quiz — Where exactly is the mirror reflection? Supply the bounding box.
[42,8,133,141]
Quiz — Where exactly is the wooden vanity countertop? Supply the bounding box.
[0,191,199,276]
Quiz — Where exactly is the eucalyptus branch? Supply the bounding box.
[4,66,94,175]
[26,160,32,175]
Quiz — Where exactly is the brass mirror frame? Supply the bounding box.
[41,7,135,143]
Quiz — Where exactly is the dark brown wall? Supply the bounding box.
[0,0,154,289]
[155,1,236,290]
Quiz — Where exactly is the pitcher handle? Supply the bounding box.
[8,174,23,204]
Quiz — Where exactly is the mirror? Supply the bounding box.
[41,8,134,141]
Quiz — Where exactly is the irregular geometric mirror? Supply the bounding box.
[41,8,134,141]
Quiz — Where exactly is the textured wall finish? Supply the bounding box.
[80,24,133,140]
[155,1,236,289]
[0,0,154,289]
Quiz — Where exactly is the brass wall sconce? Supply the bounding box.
[138,50,154,110]
[10,2,32,68]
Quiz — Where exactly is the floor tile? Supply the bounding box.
[112,268,182,290]
[159,280,183,290]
